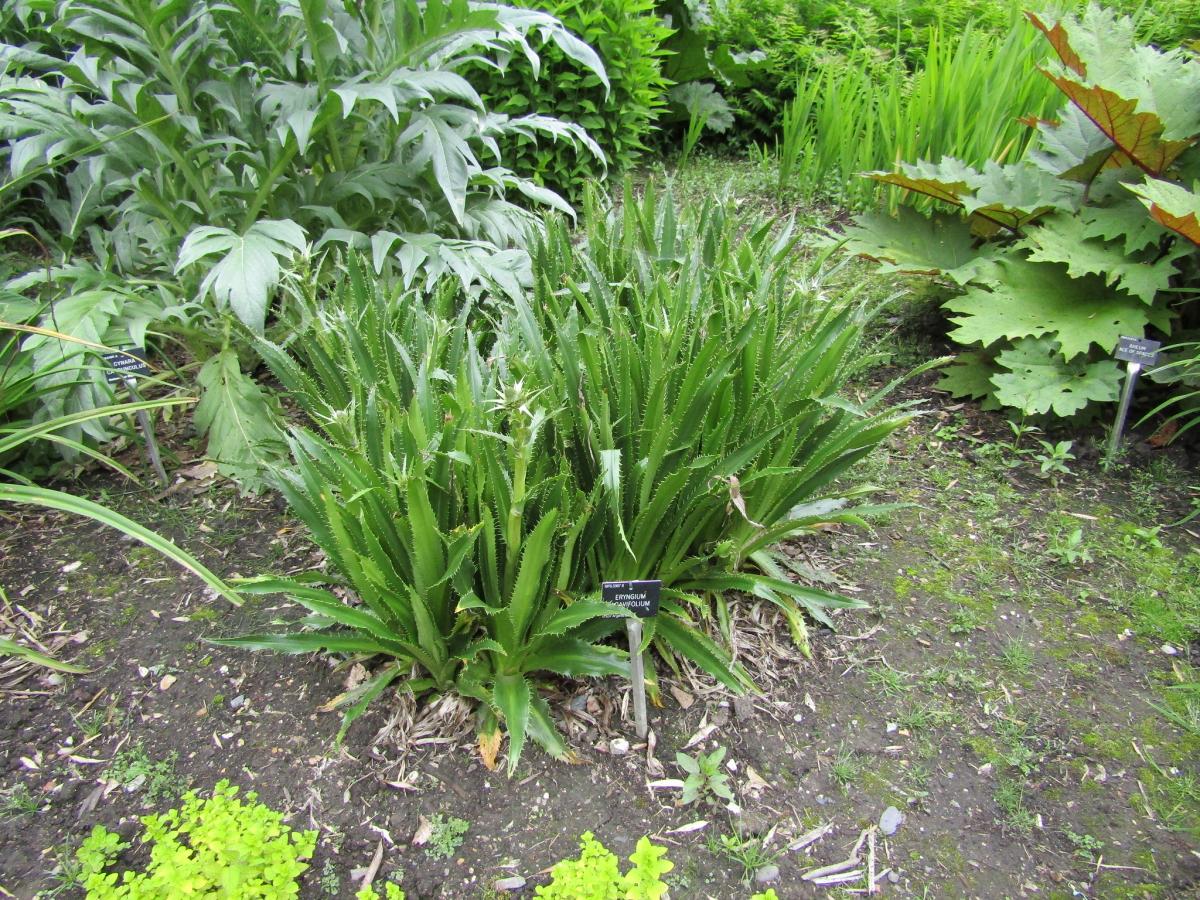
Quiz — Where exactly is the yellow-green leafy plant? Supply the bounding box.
[78,780,317,899]
[357,883,405,900]
[534,832,672,899]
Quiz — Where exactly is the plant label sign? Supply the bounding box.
[103,347,151,383]
[1115,336,1161,367]
[602,580,661,618]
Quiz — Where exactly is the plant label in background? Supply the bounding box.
[603,580,661,617]
[103,347,151,383]
[1115,336,1162,367]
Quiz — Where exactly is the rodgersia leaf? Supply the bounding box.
[177,220,308,332]
[990,337,1123,417]
[867,158,978,207]
[945,258,1167,359]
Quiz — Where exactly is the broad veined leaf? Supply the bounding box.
[1126,178,1200,246]
[666,82,733,133]
[961,161,1081,231]
[990,336,1123,416]
[1042,75,1192,176]
[1027,105,1114,181]
[1029,7,1200,143]
[1080,196,1174,253]
[177,220,308,332]
[866,158,979,207]
[400,110,476,225]
[839,207,995,286]
[1019,214,1183,303]
[945,258,1167,359]
[194,349,285,491]
[938,351,1001,401]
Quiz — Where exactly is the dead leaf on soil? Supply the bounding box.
[158,675,176,691]
[667,820,708,834]
[478,729,502,772]
[411,815,433,846]
[670,685,694,709]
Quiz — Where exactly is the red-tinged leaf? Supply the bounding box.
[866,158,978,207]
[1026,11,1087,76]
[1127,178,1200,246]
[1046,75,1190,177]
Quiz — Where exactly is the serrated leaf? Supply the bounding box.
[1079,197,1173,253]
[945,258,1161,359]
[867,158,979,207]
[990,337,1123,416]
[938,351,1000,400]
[840,207,995,285]
[194,349,284,492]
[961,161,1081,230]
[1027,104,1114,180]
[1042,75,1191,177]
[1126,178,1200,246]
[1019,214,1181,303]
[177,220,307,332]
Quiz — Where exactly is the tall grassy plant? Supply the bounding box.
[774,20,1060,206]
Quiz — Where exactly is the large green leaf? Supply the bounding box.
[990,337,1123,416]
[1126,178,1200,247]
[194,349,285,491]
[1019,214,1184,303]
[493,673,531,775]
[839,207,995,286]
[177,220,308,332]
[945,258,1166,359]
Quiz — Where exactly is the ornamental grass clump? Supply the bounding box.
[227,184,914,769]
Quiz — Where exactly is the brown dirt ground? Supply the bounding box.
[1,398,1199,899]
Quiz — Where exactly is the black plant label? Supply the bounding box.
[103,347,151,383]
[602,580,661,618]
[1115,336,1161,367]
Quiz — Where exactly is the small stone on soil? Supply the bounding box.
[494,876,525,891]
[879,806,905,836]
[733,696,755,721]
[754,864,780,884]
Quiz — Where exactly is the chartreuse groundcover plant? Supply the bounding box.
[535,832,672,899]
[219,183,914,771]
[77,780,316,898]
[840,4,1200,421]
[0,0,605,481]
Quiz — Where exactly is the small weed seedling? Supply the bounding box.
[829,745,861,791]
[105,744,188,805]
[423,813,469,860]
[319,860,341,895]
[1047,528,1093,566]
[866,663,909,697]
[0,783,39,819]
[1033,439,1075,479]
[677,747,735,806]
[709,832,778,884]
[949,605,982,635]
[999,639,1035,677]
[1064,829,1104,862]
[994,778,1037,832]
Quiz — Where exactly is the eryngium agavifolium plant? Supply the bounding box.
[501,181,920,687]
[221,259,632,774]
[225,180,917,768]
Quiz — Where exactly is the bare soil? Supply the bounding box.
[2,398,1198,899]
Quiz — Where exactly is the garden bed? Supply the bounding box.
[2,388,1198,898]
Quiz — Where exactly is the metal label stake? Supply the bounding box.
[1106,336,1161,466]
[104,348,168,487]
[626,618,648,739]
[602,579,661,740]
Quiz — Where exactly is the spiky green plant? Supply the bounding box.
[221,260,630,772]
